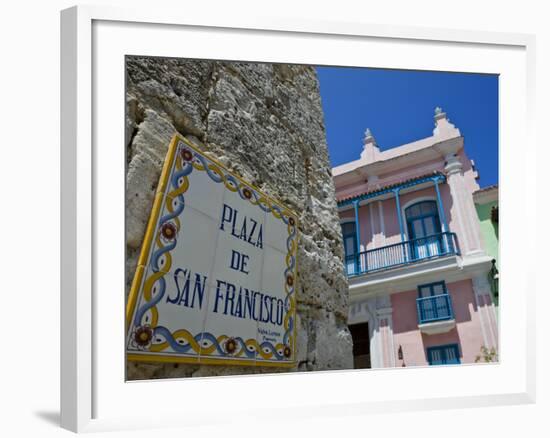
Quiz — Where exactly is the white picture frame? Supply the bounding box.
[60,5,536,433]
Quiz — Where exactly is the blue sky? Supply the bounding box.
[316,67,499,188]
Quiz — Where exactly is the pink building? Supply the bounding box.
[333,108,498,368]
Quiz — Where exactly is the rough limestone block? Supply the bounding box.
[126,58,353,379]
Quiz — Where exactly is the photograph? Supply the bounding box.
[2,0,544,435]
[125,56,499,379]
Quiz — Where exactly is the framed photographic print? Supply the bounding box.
[61,5,536,433]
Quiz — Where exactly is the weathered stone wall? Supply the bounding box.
[126,56,353,379]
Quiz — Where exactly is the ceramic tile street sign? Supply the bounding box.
[126,135,299,367]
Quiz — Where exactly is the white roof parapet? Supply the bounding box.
[433,106,461,139]
[363,128,375,144]
[360,127,380,163]
[332,109,463,179]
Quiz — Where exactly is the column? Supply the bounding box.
[432,176,449,232]
[353,200,361,272]
[393,188,406,242]
[445,153,483,254]
[375,295,395,368]
[366,299,381,368]
[432,176,450,253]
[472,274,498,351]
[394,188,407,262]
[377,308,396,368]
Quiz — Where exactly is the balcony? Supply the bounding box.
[417,293,453,324]
[416,293,455,335]
[344,232,459,277]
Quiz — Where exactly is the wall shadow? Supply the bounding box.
[33,410,60,427]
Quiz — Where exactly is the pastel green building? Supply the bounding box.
[473,185,499,307]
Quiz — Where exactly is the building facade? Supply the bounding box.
[333,108,498,368]
[473,185,499,308]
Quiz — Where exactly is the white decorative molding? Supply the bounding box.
[376,294,392,309]
[387,314,397,368]
[349,252,493,299]
[444,153,463,176]
[349,255,460,297]
[418,319,456,335]
[377,307,393,317]
[349,296,396,369]
[348,299,372,325]
[375,300,395,368]
[365,299,381,369]
[472,274,499,350]
[472,273,492,296]
[459,253,494,273]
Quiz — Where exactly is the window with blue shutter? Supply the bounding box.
[341,222,358,275]
[405,201,442,260]
[427,344,461,365]
[416,281,454,324]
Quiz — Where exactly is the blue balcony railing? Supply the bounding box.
[344,232,459,277]
[416,293,454,324]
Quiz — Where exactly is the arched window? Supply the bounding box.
[341,222,357,275]
[405,201,442,259]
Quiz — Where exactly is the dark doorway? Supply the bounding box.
[349,322,371,369]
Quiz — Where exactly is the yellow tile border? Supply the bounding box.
[126,133,300,368]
